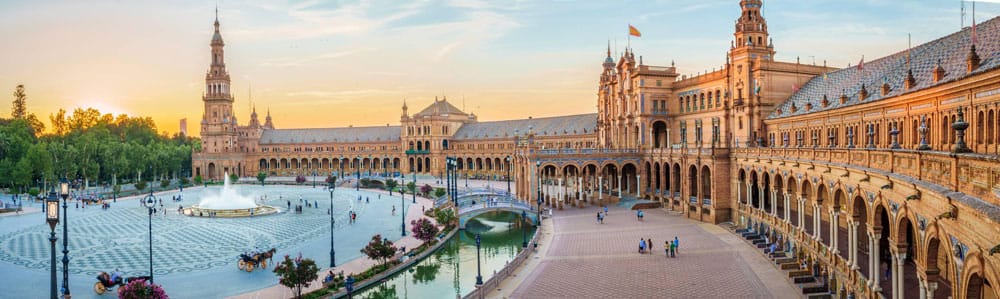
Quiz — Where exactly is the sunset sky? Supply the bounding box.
[0,0,997,136]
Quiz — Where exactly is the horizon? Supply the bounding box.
[2,0,998,136]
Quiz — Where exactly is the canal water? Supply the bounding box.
[356,211,537,299]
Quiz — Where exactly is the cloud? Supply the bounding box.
[230,1,430,42]
[260,48,372,67]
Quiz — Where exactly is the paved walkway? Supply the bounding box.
[228,189,436,299]
[495,206,800,299]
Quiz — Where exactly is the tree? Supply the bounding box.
[384,179,398,196]
[135,180,147,192]
[257,171,267,186]
[117,279,169,299]
[160,179,170,188]
[295,175,306,184]
[229,172,238,183]
[406,181,416,194]
[11,84,26,119]
[410,217,440,243]
[434,208,455,226]
[434,187,446,198]
[193,175,203,186]
[272,254,319,299]
[324,175,337,186]
[420,184,432,196]
[360,234,397,265]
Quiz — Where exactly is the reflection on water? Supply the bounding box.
[358,211,536,299]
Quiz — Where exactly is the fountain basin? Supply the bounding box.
[182,205,280,218]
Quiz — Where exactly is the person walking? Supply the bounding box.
[664,241,670,257]
[636,210,640,221]
[639,239,646,254]
[596,212,601,224]
[673,236,679,254]
[669,240,676,257]
[647,238,653,254]
[603,205,608,216]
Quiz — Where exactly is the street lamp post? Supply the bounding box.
[505,156,511,198]
[313,171,317,188]
[401,185,406,237]
[329,180,336,267]
[411,171,416,204]
[59,180,70,298]
[355,156,361,191]
[142,190,157,283]
[536,161,542,227]
[46,189,59,299]
[475,234,483,286]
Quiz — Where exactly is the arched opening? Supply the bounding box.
[966,273,995,299]
[787,176,798,226]
[876,205,892,298]
[652,121,668,148]
[653,162,661,193]
[259,159,267,170]
[207,163,217,180]
[424,157,430,174]
[773,174,784,218]
[761,174,771,212]
[925,236,954,299]
[834,189,849,259]
[737,170,747,204]
[816,184,829,244]
[749,171,759,209]
[700,166,711,204]
[852,195,870,279]
[442,139,449,149]
[688,165,698,204]
[621,163,638,197]
[896,217,920,299]
[801,180,814,236]
[671,164,681,199]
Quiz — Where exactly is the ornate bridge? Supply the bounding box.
[443,188,538,229]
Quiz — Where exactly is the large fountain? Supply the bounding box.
[182,172,278,218]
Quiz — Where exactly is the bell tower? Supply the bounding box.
[200,9,238,153]
[731,0,775,61]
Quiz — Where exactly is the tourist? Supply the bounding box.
[665,241,670,257]
[324,270,334,284]
[639,238,646,254]
[315,200,318,208]
[287,200,291,210]
[596,212,601,224]
[669,240,676,257]
[392,205,396,216]
[603,205,608,216]
[366,197,369,203]
[648,238,653,254]
[881,260,890,281]
[673,236,679,254]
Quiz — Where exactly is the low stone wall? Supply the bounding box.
[181,205,279,218]
[327,228,459,299]
[463,228,542,299]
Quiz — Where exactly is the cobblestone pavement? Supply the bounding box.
[508,206,800,299]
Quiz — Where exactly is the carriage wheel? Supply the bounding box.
[94,282,106,295]
[238,259,246,270]
[246,263,254,272]
[261,259,267,269]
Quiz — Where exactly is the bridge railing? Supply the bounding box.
[457,200,535,215]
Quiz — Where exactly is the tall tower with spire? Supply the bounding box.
[201,9,238,154]
[731,0,774,61]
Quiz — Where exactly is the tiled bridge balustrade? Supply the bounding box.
[733,147,1000,299]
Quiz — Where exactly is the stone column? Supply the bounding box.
[577,176,582,207]
[636,175,642,198]
[926,281,938,299]
[813,204,822,241]
[894,251,906,299]
[831,211,839,254]
[919,278,927,299]
[558,178,564,210]
[746,182,752,209]
[798,198,806,230]
[784,193,791,222]
[851,221,860,270]
[598,176,603,205]
[770,190,778,216]
[871,232,882,292]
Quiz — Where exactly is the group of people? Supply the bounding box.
[637,236,680,257]
[595,205,609,224]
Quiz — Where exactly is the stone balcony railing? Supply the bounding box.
[733,146,1000,208]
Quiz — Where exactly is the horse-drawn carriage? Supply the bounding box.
[93,271,150,295]
[237,248,276,272]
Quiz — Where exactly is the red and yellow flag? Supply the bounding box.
[628,24,641,37]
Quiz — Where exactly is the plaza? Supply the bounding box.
[0,184,421,298]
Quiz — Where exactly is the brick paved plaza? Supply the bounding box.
[505,206,799,299]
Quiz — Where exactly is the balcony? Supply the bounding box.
[405,150,430,155]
